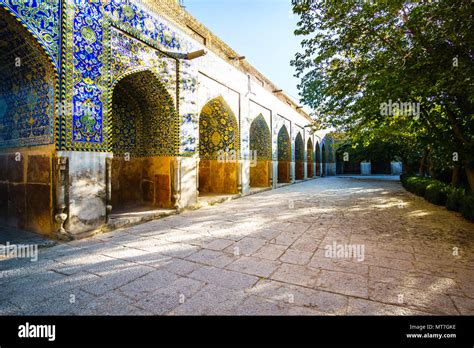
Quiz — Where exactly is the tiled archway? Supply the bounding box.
[111,70,177,210]
[249,114,271,188]
[198,96,239,195]
[277,125,291,183]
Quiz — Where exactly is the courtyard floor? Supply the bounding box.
[1,176,473,315]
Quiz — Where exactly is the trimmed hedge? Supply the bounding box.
[403,176,431,196]
[460,195,474,222]
[424,181,449,206]
[446,187,465,211]
[400,174,474,222]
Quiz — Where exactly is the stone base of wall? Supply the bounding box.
[307,162,314,178]
[0,145,55,236]
[112,156,174,210]
[250,160,271,187]
[327,163,337,176]
[295,161,304,180]
[278,161,291,183]
[199,160,238,194]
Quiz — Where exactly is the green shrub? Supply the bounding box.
[424,182,449,206]
[400,175,473,223]
[400,173,410,187]
[446,187,465,211]
[405,176,431,196]
[459,194,474,222]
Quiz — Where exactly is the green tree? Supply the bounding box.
[292,0,474,190]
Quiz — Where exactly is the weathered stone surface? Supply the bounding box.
[279,248,312,265]
[7,154,24,183]
[271,263,320,288]
[252,244,287,260]
[7,184,26,229]
[2,177,473,315]
[26,183,52,234]
[186,249,235,268]
[188,265,259,290]
[170,284,247,315]
[26,155,51,184]
[224,237,267,256]
[135,277,205,314]
[247,279,348,314]
[368,281,459,315]
[226,256,280,277]
[316,270,369,298]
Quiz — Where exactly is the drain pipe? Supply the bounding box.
[105,157,112,222]
[54,156,69,238]
[173,157,181,210]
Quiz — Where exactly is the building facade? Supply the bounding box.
[0,0,335,239]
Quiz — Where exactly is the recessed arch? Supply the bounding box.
[0,4,59,72]
[198,96,239,195]
[315,141,321,176]
[0,6,58,148]
[322,142,327,176]
[110,69,178,211]
[0,6,59,236]
[249,114,271,187]
[307,138,314,178]
[295,132,304,180]
[277,125,291,183]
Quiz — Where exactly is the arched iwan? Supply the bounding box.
[295,133,304,180]
[307,138,314,178]
[110,69,178,210]
[0,6,58,235]
[198,96,239,195]
[277,125,291,184]
[249,114,271,188]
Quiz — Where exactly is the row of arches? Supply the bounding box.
[110,71,330,212]
[0,6,330,222]
[276,126,326,184]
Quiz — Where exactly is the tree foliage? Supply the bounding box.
[292,0,474,190]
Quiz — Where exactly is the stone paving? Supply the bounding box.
[1,176,473,315]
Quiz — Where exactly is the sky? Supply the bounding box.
[184,0,308,110]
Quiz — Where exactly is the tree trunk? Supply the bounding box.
[451,163,461,187]
[419,148,430,177]
[464,164,474,193]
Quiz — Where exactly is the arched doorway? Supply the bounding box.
[110,70,177,211]
[249,114,271,187]
[307,138,314,178]
[277,125,291,183]
[198,96,239,195]
[315,142,321,176]
[0,7,57,234]
[295,133,304,180]
[322,143,327,176]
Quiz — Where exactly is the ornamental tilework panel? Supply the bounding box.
[110,28,178,101]
[180,60,199,156]
[63,0,194,151]
[277,125,291,161]
[295,133,304,161]
[111,70,177,157]
[106,0,183,52]
[307,138,314,162]
[0,7,56,148]
[0,0,60,68]
[70,0,104,145]
[249,114,271,161]
[199,97,238,160]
